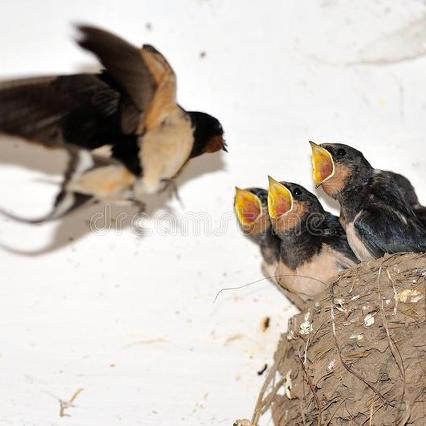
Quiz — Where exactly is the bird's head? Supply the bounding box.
[234,187,271,239]
[267,178,324,235]
[310,142,372,198]
[189,112,226,158]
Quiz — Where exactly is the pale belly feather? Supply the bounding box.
[345,213,374,261]
[275,245,353,299]
[137,110,193,194]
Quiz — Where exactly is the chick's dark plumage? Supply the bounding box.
[234,186,311,309]
[311,142,426,260]
[267,178,358,303]
[380,170,426,227]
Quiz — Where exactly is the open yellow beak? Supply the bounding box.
[267,177,293,219]
[234,188,262,226]
[310,141,335,187]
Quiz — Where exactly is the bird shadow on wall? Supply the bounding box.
[0,136,225,256]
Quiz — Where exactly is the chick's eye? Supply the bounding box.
[337,148,346,157]
[293,188,302,196]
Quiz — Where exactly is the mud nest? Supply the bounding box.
[242,253,426,426]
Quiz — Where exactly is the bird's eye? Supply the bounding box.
[293,188,302,196]
[337,148,346,157]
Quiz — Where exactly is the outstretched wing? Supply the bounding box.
[0,25,164,151]
[0,74,121,149]
[77,25,157,113]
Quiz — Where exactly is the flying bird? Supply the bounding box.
[0,25,226,222]
[267,177,358,302]
[310,142,426,260]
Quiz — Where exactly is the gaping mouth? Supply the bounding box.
[267,177,293,219]
[234,188,262,226]
[310,141,335,187]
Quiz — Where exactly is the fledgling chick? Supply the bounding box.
[234,188,280,279]
[234,187,307,309]
[267,177,358,302]
[0,25,226,222]
[310,142,426,260]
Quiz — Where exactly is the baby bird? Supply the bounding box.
[310,142,426,260]
[234,187,280,279]
[234,187,307,309]
[267,177,358,302]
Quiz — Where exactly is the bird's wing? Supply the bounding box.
[0,74,122,149]
[323,213,359,265]
[414,206,426,228]
[380,170,420,207]
[77,25,159,115]
[138,44,178,130]
[0,26,177,151]
[354,204,426,258]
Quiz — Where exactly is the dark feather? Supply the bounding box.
[355,205,426,258]
[354,176,426,258]
[77,25,156,113]
[380,170,426,227]
[0,74,120,149]
[323,213,359,264]
[414,206,426,227]
[0,26,159,174]
[380,170,419,206]
[277,211,358,270]
[0,192,92,224]
[0,74,142,175]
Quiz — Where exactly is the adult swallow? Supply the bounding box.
[310,142,426,260]
[0,26,226,222]
[267,177,358,301]
[234,187,307,309]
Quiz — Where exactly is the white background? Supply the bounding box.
[0,1,425,425]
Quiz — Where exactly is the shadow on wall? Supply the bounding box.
[0,134,226,256]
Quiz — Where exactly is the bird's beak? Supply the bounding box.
[267,177,293,219]
[222,140,228,152]
[234,187,262,226]
[310,141,335,187]
[205,135,227,153]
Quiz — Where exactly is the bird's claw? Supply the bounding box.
[128,198,146,214]
[161,179,183,206]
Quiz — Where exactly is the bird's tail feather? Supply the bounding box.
[0,142,96,224]
[0,192,92,224]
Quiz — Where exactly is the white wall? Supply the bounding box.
[0,1,425,425]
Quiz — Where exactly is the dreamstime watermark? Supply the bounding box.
[88,205,334,238]
[89,204,235,237]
